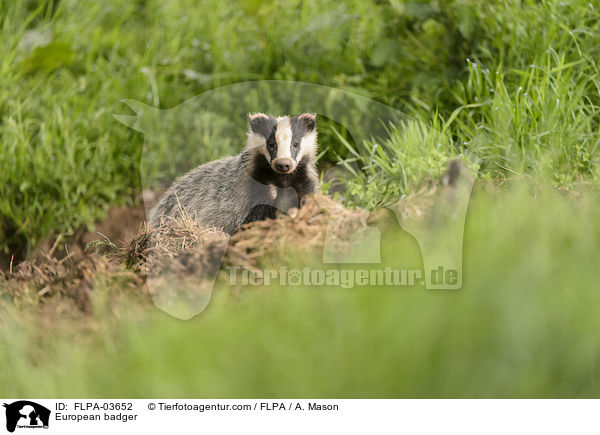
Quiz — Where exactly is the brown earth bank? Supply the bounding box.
[0,194,374,316]
[0,160,472,319]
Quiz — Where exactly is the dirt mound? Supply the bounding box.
[1,160,472,317]
[227,193,372,267]
[0,253,143,315]
[0,193,370,316]
[118,193,371,272]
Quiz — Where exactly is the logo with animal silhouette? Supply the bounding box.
[3,401,50,433]
[115,81,477,319]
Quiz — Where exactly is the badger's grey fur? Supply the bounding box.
[148,113,319,233]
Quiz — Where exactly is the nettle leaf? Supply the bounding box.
[20,41,75,74]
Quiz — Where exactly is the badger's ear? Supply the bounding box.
[299,113,317,132]
[248,113,270,133]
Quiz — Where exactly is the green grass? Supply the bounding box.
[450,53,600,184]
[1,0,600,257]
[2,0,600,398]
[2,183,600,397]
[329,118,463,209]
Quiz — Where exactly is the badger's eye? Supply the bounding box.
[267,140,276,150]
[292,142,299,149]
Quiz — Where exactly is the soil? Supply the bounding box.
[0,194,374,316]
[0,161,470,318]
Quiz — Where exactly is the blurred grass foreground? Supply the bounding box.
[2,184,600,397]
[1,0,600,397]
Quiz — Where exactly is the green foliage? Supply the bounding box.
[2,184,600,397]
[1,0,600,255]
[330,118,462,209]
[2,0,600,398]
[448,55,600,184]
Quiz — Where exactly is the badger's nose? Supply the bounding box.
[274,158,294,173]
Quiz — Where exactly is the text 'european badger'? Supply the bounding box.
[148,113,319,233]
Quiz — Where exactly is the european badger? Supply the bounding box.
[148,113,319,233]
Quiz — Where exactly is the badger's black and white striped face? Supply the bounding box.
[246,113,317,174]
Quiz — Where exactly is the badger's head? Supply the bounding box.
[246,113,317,174]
